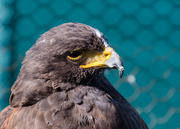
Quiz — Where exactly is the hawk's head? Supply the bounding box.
[10,23,124,106]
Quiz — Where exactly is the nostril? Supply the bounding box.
[105,54,109,57]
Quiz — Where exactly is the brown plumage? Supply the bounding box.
[0,23,148,129]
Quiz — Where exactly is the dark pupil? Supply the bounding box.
[69,51,81,58]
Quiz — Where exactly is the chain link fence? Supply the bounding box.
[0,0,180,128]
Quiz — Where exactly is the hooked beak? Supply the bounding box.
[104,48,124,78]
[80,47,124,78]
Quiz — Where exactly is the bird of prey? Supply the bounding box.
[0,23,148,129]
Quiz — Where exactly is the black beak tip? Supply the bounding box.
[113,64,124,78]
[118,66,124,78]
[119,69,124,78]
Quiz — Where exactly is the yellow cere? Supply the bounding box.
[80,47,113,68]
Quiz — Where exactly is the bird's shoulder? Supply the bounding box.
[0,85,148,129]
[30,86,119,129]
[0,106,15,128]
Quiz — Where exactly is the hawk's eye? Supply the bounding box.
[67,51,84,61]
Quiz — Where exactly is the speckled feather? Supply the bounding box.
[0,23,148,129]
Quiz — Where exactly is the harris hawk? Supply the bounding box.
[0,23,148,129]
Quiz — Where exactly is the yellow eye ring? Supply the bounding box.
[67,51,84,61]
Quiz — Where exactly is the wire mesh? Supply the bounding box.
[0,0,180,128]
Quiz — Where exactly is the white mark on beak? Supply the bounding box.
[95,29,101,38]
[94,29,109,47]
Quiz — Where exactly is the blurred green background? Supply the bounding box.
[0,0,180,128]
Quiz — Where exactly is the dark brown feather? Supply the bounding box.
[0,23,148,129]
